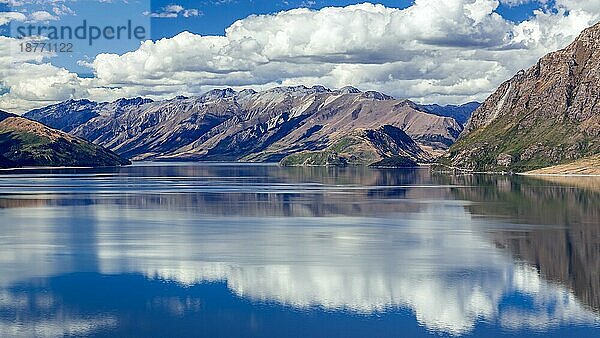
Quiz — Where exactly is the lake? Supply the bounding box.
[0,163,598,337]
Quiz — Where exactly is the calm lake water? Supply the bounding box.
[0,163,598,337]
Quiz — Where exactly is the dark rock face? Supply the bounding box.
[0,110,130,168]
[25,87,463,165]
[446,22,600,172]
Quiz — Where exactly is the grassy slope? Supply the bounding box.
[280,136,373,166]
[0,114,130,168]
[446,111,596,172]
[280,131,419,167]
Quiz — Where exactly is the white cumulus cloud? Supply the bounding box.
[1,0,600,113]
[144,4,203,18]
[28,10,59,22]
[0,11,26,26]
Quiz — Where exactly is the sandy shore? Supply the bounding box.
[524,155,600,176]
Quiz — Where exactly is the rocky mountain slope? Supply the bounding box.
[25,86,463,166]
[446,22,600,172]
[0,111,130,168]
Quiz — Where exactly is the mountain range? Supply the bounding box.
[24,86,477,167]
[7,23,600,172]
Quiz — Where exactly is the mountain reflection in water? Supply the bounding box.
[0,163,598,337]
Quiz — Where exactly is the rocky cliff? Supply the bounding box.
[0,111,130,168]
[446,22,600,172]
[25,86,464,166]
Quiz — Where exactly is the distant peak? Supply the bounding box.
[337,86,361,94]
[397,99,419,108]
[420,101,481,109]
[237,89,258,99]
[267,85,332,94]
[461,101,482,107]
[287,85,309,91]
[310,85,331,93]
[113,97,153,106]
[239,89,257,95]
[200,88,238,101]
[363,91,394,100]
[65,98,95,105]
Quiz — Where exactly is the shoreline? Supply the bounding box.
[519,173,600,178]
[0,164,130,171]
[0,166,94,171]
[0,161,598,177]
[432,161,600,177]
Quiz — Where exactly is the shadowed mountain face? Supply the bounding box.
[24,99,101,133]
[446,22,600,172]
[25,86,462,165]
[0,110,130,168]
[416,102,480,126]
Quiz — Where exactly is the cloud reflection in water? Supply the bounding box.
[0,165,598,336]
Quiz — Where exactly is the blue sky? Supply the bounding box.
[149,0,550,38]
[2,0,551,74]
[0,0,597,112]
[150,1,417,38]
[2,0,151,74]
